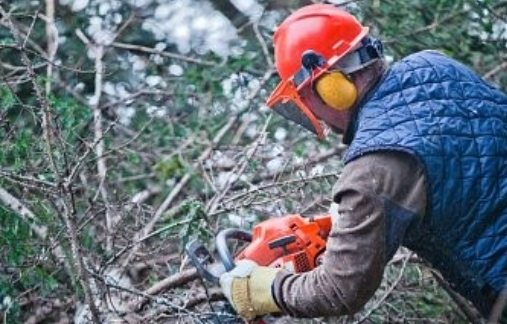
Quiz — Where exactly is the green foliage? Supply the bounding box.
[154,156,185,179]
[178,201,213,249]
[361,0,506,89]
[227,53,259,74]
[50,94,92,145]
[364,261,464,323]
[0,91,92,178]
[0,35,15,45]
[156,201,213,253]
[183,64,225,98]
[0,86,15,108]
[0,207,59,322]
[0,115,40,173]
[0,208,34,266]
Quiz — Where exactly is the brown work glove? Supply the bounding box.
[219,260,281,320]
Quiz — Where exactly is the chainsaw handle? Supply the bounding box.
[216,228,252,271]
[185,239,223,284]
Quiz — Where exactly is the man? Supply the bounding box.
[220,3,507,321]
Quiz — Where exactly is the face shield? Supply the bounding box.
[266,51,332,138]
[266,79,324,137]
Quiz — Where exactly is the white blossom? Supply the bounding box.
[146,75,163,87]
[71,0,89,12]
[168,64,184,76]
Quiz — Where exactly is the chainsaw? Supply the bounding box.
[185,213,332,323]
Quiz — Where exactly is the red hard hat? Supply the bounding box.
[266,4,369,138]
[274,4,369,81]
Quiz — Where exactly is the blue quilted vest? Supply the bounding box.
[344,50,507,316]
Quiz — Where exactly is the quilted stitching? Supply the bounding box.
[344,50,507,315]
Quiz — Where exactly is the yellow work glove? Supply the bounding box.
[219,260,281,320]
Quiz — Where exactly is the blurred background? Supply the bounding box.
[0,0,506,323]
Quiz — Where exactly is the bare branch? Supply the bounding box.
[111,41,217,66]
[484,61,507,81]
[90,44,114,252]
[0,6,101,322]
[128,268,199,312]
[42,0,58,95]
[430,268,483,324]
[206,115,272,214]
[253,22,273,67]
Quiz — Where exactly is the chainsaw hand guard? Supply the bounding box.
[185,239,224,283]
[185,229,253,283]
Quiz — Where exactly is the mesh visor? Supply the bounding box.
[271,99,319,135]
[266,79,324,138]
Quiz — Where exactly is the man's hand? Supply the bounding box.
[219,260,281,320]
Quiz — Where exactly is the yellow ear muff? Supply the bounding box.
[315,72,358,110]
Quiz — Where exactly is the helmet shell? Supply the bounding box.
[274,4,369,80]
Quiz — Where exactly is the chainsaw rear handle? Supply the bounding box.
[216,228,252,271]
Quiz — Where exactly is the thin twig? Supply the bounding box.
[198,146,343,202]
[383,8,471,45]
[430,268,483,324]
[66,122,116,185]
[4,8,61,187]
[127,268,199,312]
[111,41,216,66]
[217,172,340,209]
[253,22,273,67]
[0,187,47,242]
[358,252,413,322]
[484,61,507,81]
[206,115,272,215]
[0,170,57,188]
[104,218,193,267]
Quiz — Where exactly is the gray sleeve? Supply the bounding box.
[272,150,427,318]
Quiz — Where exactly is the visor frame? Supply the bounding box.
[266,78,325,138]
[266,56,345,139]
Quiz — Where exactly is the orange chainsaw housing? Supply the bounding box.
[235,214,332,273]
